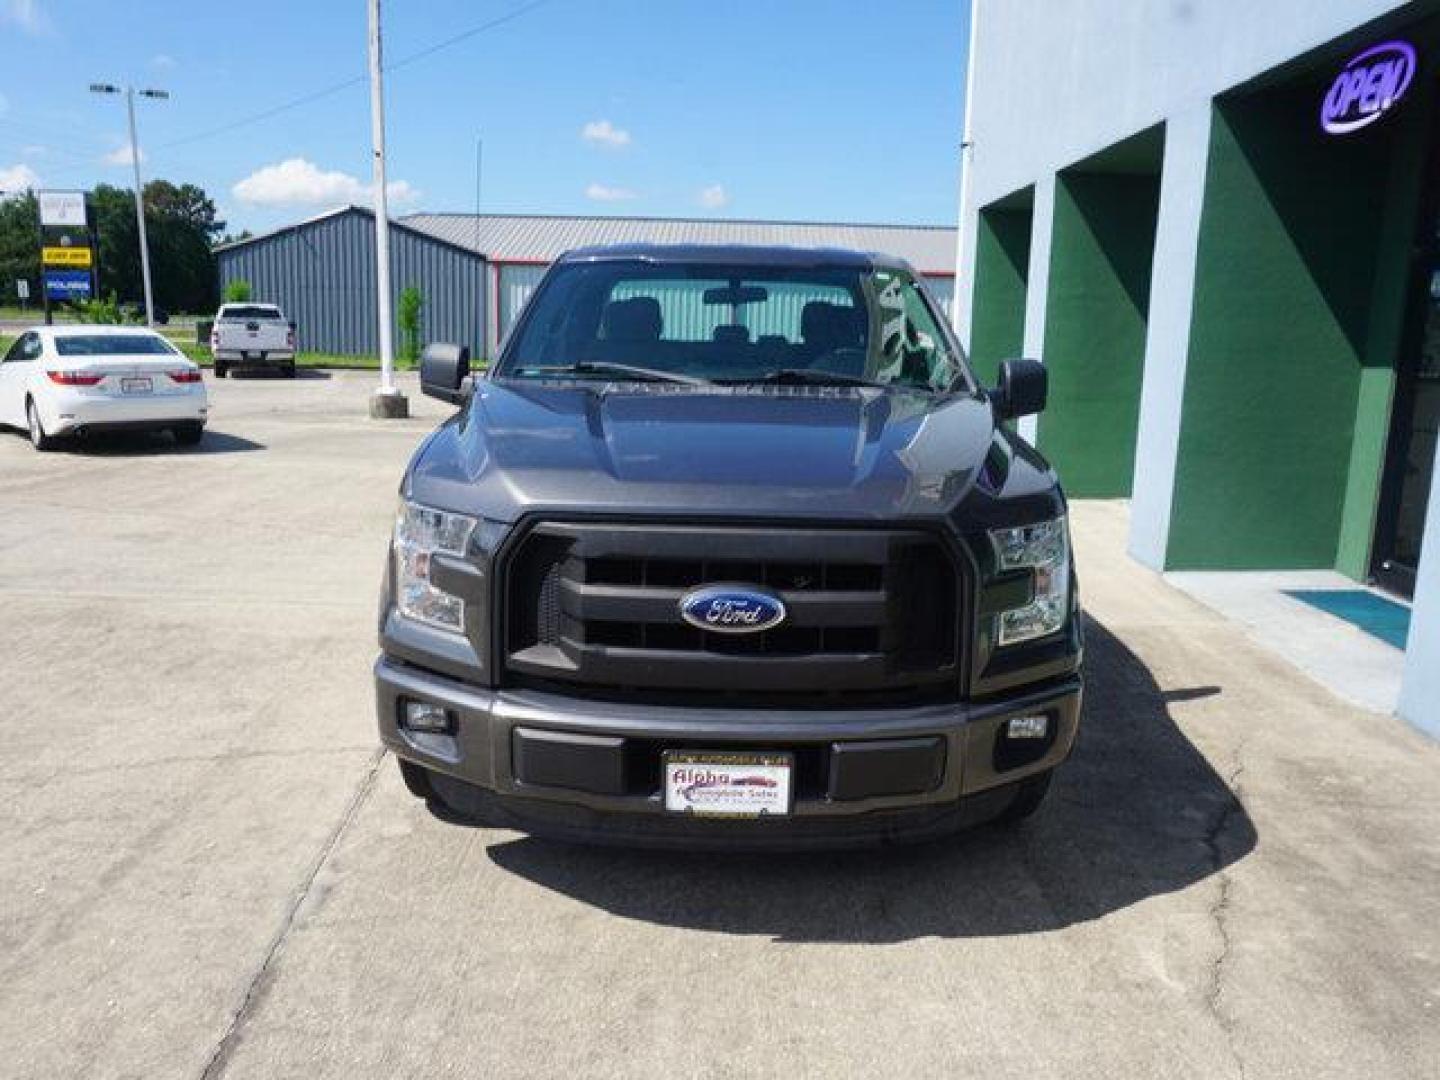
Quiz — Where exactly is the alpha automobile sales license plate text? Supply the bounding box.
[662,751,793,817]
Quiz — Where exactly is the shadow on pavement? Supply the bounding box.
[482,618,1254,941]
[225,367,333,380]
[68,429,265,456]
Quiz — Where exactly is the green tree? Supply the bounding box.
[0,179,223,315]
[0,192,40,306]
[75,292,123,324]
[223,278,252,303]
[92,180,224,314]
[398,285,424,367]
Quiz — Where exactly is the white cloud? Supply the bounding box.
[102,142,145,167]
[0,162,41,193]
[232,157,420,208]
[1,0,48,35]
[151,53,177,70]
[698,183,730,210]
[581,119,631,149]
[585,182,637,202]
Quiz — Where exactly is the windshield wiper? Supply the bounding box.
[715,368,889,389]
[512,362,711,386]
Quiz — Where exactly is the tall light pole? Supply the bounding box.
[90,83,166,327]
[367,0,408,419]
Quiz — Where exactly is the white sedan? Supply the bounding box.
[0,325,208,451]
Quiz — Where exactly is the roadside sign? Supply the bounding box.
[38,191,88,228]
[16,279,30,301]
[43,270,92,300]
[42,246,93,268]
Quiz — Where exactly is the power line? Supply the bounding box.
[153,0,554,153]
[385,0,552,72]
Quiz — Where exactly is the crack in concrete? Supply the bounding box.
[1202,753,1248,1080]
[197,746,386,1080]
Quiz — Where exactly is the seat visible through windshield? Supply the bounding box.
[501,260,969,392]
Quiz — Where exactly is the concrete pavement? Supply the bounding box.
[0,373,1436,1079]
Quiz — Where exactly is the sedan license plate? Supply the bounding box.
[663,751,793,817]
[120,377,152,395]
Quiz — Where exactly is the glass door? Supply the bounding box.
[1374,261,1440,597]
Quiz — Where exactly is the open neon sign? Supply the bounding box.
[1321,40,1417,135]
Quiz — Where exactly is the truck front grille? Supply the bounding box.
[501,521,964,707]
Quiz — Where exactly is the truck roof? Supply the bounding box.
[553,242,915,272]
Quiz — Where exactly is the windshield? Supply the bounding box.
[54,334,179,357]
[498,261,971,392]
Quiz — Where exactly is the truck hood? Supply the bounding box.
[407,379,1013,522]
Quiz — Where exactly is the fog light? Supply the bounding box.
[1006,714,1049,740]
[402,700,454,734]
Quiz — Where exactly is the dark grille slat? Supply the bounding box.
[503,521,963,706]
[558,577,887,628]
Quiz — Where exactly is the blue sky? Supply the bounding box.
[0,0,969,234]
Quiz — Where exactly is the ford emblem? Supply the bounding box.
[679,586,787,634]
[1321,40,1416,135]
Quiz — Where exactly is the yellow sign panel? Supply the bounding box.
[42,246,93,268]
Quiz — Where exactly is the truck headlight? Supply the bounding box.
[990,516,1071,646]
[393,501,478,633]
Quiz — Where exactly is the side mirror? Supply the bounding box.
[420,342,471,405]
[991,358,1047,420]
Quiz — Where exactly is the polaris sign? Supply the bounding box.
[1321,41,1416,135]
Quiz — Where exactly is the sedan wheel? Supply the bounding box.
[26,399,58,452]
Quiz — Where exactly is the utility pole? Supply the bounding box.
[90,83,167,327]
[367,0,408,419]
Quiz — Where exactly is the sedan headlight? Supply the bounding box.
[393,501,479,633]
[990,516,1071,646]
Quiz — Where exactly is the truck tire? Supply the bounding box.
[26,399,58,452]
[397,759,435,801]
[997,769,1053,824]
[214,359,228,379]
[283,361,297,379]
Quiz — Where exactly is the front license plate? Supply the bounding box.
[663,751,793,817]
[120,377,152,394]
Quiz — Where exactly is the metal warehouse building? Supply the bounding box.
[956,0,1440,737]
[215,208,957,361]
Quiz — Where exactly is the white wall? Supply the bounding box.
[962,0,1414,214]
[1399,463,1440,738]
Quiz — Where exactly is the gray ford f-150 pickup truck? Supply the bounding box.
[376,244,1082,849]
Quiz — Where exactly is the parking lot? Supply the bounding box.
[1,370,1438,1080]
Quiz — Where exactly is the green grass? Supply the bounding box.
[153,328,385,370]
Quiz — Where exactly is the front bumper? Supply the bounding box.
[376,655,1082,849]
[214,349,294,366]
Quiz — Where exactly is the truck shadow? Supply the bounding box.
[225,368,333,380]
[481,617,1255,941]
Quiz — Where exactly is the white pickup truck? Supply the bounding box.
[209,303,296,378]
